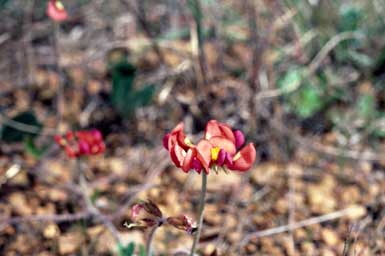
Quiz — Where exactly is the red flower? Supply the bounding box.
[204,120,256,172]
[47,0,68,22]
[163,120,256,174]
[54,129,105,158]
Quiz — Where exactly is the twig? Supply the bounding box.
[307,31,363,75]
[52,23,65,131]
[287,165,297,254]
[0,33,10,45]
[188,0,209,86]
[247,0,260,92]
[120,0,165,64]
[0,212,91,230]
[256,31,363,100]
[240,207,363,246]
[256,67,385,162]
[0,112,57,136]
[77,160,121,244]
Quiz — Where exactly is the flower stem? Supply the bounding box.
[146,225,158,256]
[190,171,207,256]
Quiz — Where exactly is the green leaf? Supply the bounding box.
[139,244,146,256]
[1,111,42,143]
[347,50,373,68]
[278,68,327,118]
[356,94,376,120]
[90,189,101,204]
[292,84,323,118]
[23,137,49,159]
[338,5,362,32]
[277,68,303,93]
[118,242,135,256]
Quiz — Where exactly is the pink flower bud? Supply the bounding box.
[167,215,196,234]
[131,204,144,220]
[143,200,162,218]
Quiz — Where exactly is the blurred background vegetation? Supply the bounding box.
[0,0,385,255]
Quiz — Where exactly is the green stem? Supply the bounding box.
[189,171,207,256]
[146,225,158,256]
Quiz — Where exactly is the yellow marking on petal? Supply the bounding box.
[211,147,220,161]
[233,152,241,161]
[55,1,65,10]
[184,137,194,147]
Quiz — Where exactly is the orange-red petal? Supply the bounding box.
[227,143,256,171]
[195,140,212,173]
[182,148,195,173]
[170,144,185,168]
[208,136,236,155]
[167,122,190,150]
[204,120,235,144]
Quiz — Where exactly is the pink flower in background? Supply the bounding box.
[47,0,68,22]
[54,129,105,158]
[163,120,256,174]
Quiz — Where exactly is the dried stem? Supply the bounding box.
[188,0,209,86]
[247,0,260,93]
[189,171,207,256]
[240,206,362,246]
[52,23,64,131]
[77,159,121,244]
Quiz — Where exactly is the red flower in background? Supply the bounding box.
[47,0,68,22]
[163,120,256,174]
[54,129,105,158]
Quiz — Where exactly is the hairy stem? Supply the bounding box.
[146,225,158,256]
[190,171,207,256]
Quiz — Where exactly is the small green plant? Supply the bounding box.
[277,68,325,118]
[117,242,145,256]
[0,111,49,158]
[110,61,155,118]
[0,111,41,142]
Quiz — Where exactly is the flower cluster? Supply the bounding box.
[163,120,256,174]
[54,129,105,158]
[47,0,68,22]
[128,200,196,234]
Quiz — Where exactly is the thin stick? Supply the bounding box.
[308,31,363,75]
[287,165,297,254]
[247,0,260,92]
[0,113,56,136]
[52,23,64,131]
[189,171,207,256]
[77,160,122,244]
[240,207,362,246]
